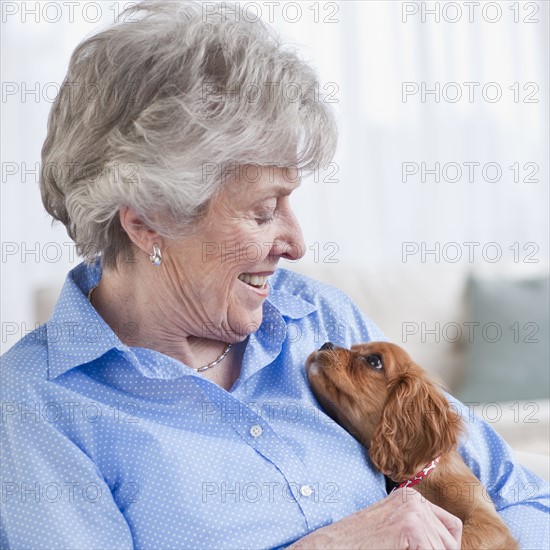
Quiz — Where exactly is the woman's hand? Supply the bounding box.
[287,488,462,550]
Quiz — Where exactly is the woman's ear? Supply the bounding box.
[368,369,463,482]
[119,206,162,257]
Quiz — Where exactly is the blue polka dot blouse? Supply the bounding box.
[1,260,548,549]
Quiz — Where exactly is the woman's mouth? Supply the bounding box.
[238,273,269,289]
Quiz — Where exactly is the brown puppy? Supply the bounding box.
[306,341,517,550]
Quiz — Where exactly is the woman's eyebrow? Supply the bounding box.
[250,189,291,207]
[260,183,301,198]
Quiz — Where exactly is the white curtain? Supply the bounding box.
[271,1,549,266]
[1,1,548,351]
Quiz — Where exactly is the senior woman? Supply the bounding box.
[2,2,548,549]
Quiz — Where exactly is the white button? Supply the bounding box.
[300,485,313,497]
[250,424,263,438]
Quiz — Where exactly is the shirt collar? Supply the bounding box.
[266,286,317,320]
[46,260,317,381]
[46,259,129,380]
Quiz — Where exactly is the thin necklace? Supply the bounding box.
[87,285,232,373]
[193,343,232,373]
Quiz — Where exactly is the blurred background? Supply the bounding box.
[1,1,549,452]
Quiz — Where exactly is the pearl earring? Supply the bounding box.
[150,244,162,266]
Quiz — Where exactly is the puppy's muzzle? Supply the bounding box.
[319,341,336,351]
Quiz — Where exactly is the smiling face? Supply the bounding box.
[162,165,305,342]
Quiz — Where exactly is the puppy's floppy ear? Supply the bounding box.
[369,368,463,482]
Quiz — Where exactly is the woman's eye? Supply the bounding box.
[364,354,383,369]
[255,213,275,225]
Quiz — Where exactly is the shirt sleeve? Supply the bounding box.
[448,395,550,549]
[1,389,134,550]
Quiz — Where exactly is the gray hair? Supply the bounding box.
[40,0,338,270]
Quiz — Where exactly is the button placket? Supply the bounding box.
[211,389,336,531]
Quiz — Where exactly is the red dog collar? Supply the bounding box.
[391,456,441,493]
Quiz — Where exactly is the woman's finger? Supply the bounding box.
[423,493,463,549]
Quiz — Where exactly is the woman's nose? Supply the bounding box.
[280,211,306,261]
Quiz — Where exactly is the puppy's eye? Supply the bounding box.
[364,354,383,369]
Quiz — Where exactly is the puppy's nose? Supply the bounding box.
[320,342,335,351]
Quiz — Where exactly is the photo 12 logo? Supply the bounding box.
[401,2,540,24]
[201,2,340,24]
[402,162,539,184]
[402,82,539,104]
[401,242,539,264]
